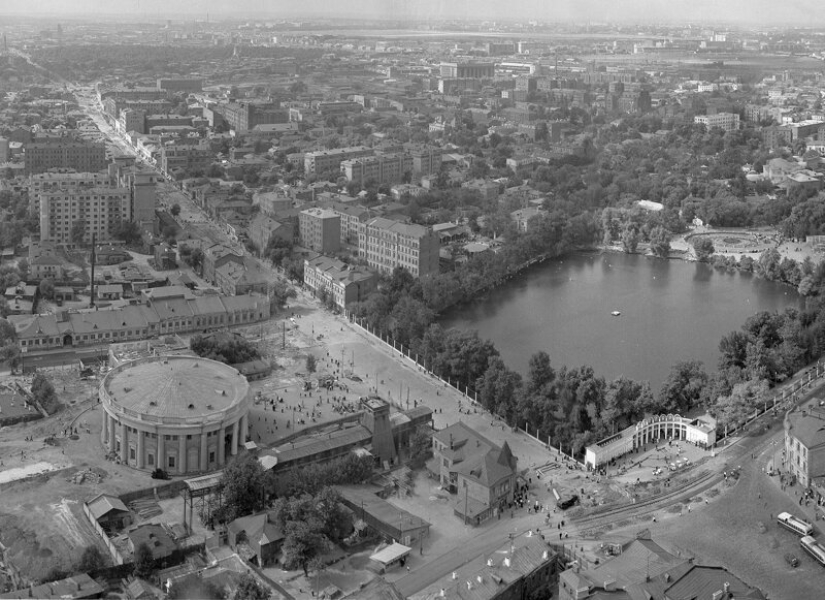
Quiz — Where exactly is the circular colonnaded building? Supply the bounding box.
[100,355,251,474]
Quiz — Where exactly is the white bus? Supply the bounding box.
[777,512,814,536]
[801,536,825,567]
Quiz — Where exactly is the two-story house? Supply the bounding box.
[429,422,518,525]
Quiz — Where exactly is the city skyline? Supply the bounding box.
[1,0,824,26]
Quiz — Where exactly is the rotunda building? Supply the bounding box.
[100,355,251,474]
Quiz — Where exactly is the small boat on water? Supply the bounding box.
[611,311,621,316]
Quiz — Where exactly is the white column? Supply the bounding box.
[137,430,144,469]
[119,422,128,463]
[200,431,208,472]
[157,433,165,471]
[218,426,226,466]
[231,421,239,456]
[108,415,116,450]
[178,435,187,474]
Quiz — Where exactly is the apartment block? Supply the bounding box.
[358,217,440,278]
[303,146,374,177]
[440,61,495,79]
[159,140,214,177]
[219,102,289,132]
[28,171,110,213]
[39,186,131,244]
[694,112,740,132]
[299,208,341,254]
[25,137,107,175]
[157,78,203,93]
[323,201,370,244]
[410,148,443,177]
[341,153,412,186]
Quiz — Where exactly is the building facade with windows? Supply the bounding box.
[693,112,740,132]
[100,355,251,474]
[303,146,373,176]
[299,208,341,254]
[427,422,518,524]
[24,137,108,175]
[358,217,440,278]
[785,407,825,488]
[39,185,131,244]
[8,286,270,351]
[341,153,413,186]
[303,255,377,311]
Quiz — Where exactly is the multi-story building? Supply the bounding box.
[317,101,363,116]
[157,78,203,93]
[108,161,159,230]
[440,61,495,79]
[762,125,793,149]
[303,255,377,311]
[785,407,825,488]
[558,532,765,600]
[410,147,443,177]
[359,217,440,278]
[28,170,110,213]
[341,153,412,186]
[24,137,107,175]
[323,201,370,244]
[116,108,147,135]
[694,112,740,132]
[299,208,341,254]
[39,185,131,244]
[303,146,374,177]
[428,422,518,524]
[159,140,214,177]
[96,85,168,102]
[409,535,556,600]
[248,213,293,255]
[102,97,174,120]
[214,260,269,297]
[9,285,269,350]
[218,102,289,132]
[202,244,244,284]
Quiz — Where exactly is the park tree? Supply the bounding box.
[179,245,204,274]
[648,226,671,258]
[113,220,143,246]
[75,545,106,572]
[31,372,59,414]
[657,361,709,414]
[168,578,226,600]
[281,521,326,576]
[306,354,317,373]
[476,356,523,422]
[71,219,87,245]
[620,222,640,253]
[215,454,269,524]
[691,237,715,262]
[231,574,268,600]
[407,426,432,469]
[133,542,155,579]
[170,203,182,216]
[39,278,56,301]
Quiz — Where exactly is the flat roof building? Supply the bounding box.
[358,217,440,278]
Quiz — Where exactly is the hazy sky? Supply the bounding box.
[1,0,824,25]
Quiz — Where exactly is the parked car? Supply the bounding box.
[785,553,799,568]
